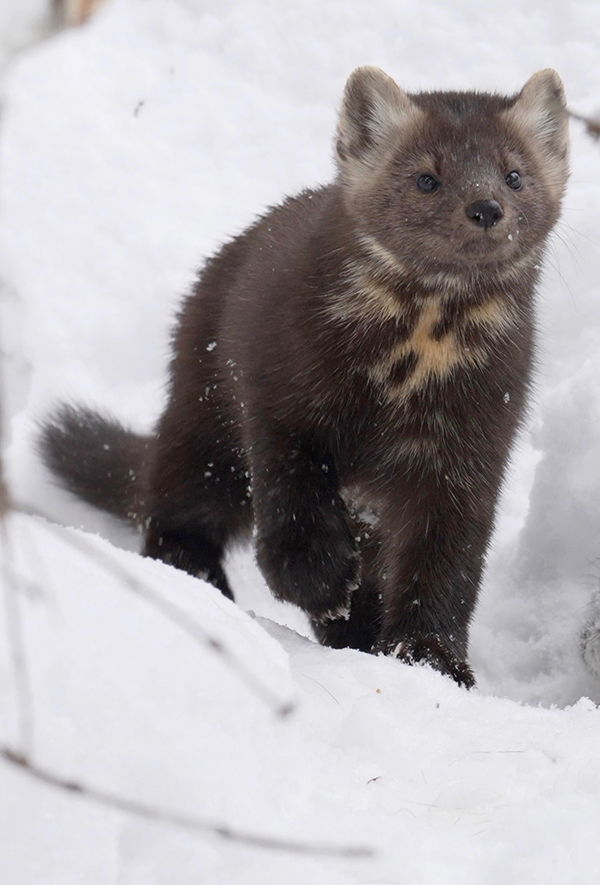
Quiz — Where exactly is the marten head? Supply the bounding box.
[335,67,569,287]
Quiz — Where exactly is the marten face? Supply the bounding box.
[336,68,569,287]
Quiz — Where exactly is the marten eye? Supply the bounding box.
[417,174,441,193]
[505,170,522,190]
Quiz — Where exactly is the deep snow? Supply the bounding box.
[2,0,600,882]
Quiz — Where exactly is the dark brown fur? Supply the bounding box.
[40,67,570,685]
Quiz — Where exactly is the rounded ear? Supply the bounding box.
[505,69,569,160]
[336,67,416,168]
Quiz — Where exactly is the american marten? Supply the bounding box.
[40,67,569,686]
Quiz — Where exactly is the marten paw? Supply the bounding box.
[377,634,475,688]
[256,517,360,621]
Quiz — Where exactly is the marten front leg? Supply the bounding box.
[373,472,498,688]
[250,429,359,622]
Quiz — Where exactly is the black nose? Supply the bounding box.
[466,199,503,230]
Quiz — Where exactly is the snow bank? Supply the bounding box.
[2,512,600,884]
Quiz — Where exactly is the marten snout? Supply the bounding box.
[466,199,504,230]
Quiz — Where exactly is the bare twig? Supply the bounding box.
[53,0,108,28]
[18,503,295,718]
[0,744,374,858]
[569,108,600,141]
[0,525,35,757]
[0,297,34,755]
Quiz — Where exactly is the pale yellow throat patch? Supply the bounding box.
[368,295,516,400]
[328,250,518,400]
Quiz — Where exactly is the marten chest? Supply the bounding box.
[365,294,518,402]
[329,265,521,405]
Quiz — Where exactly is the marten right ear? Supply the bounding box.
[505,69,569,162]
[336,67,417,170]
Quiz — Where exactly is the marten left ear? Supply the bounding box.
[505,69,569,161]
[336,67,419,172]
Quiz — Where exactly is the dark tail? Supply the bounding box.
[38,404,151,524]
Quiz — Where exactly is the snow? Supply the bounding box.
[2,0,600,881]
[3,515,600,884]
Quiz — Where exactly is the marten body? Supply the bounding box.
[41,68,570,685]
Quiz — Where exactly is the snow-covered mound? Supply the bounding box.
[2,511,600,884]
[2,0,600,881]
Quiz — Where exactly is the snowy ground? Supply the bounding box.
[2,0,600,882]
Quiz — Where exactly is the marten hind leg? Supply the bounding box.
[144,524,235,598]
[143,430,252,600]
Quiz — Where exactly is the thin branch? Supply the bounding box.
[569,108,600,141]
[1,503,36,757]
[1,745,374,859]
[1,527,35,757]
[0,284,35,756]
[18,503,295,718]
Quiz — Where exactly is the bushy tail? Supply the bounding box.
[38,404,151,524]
